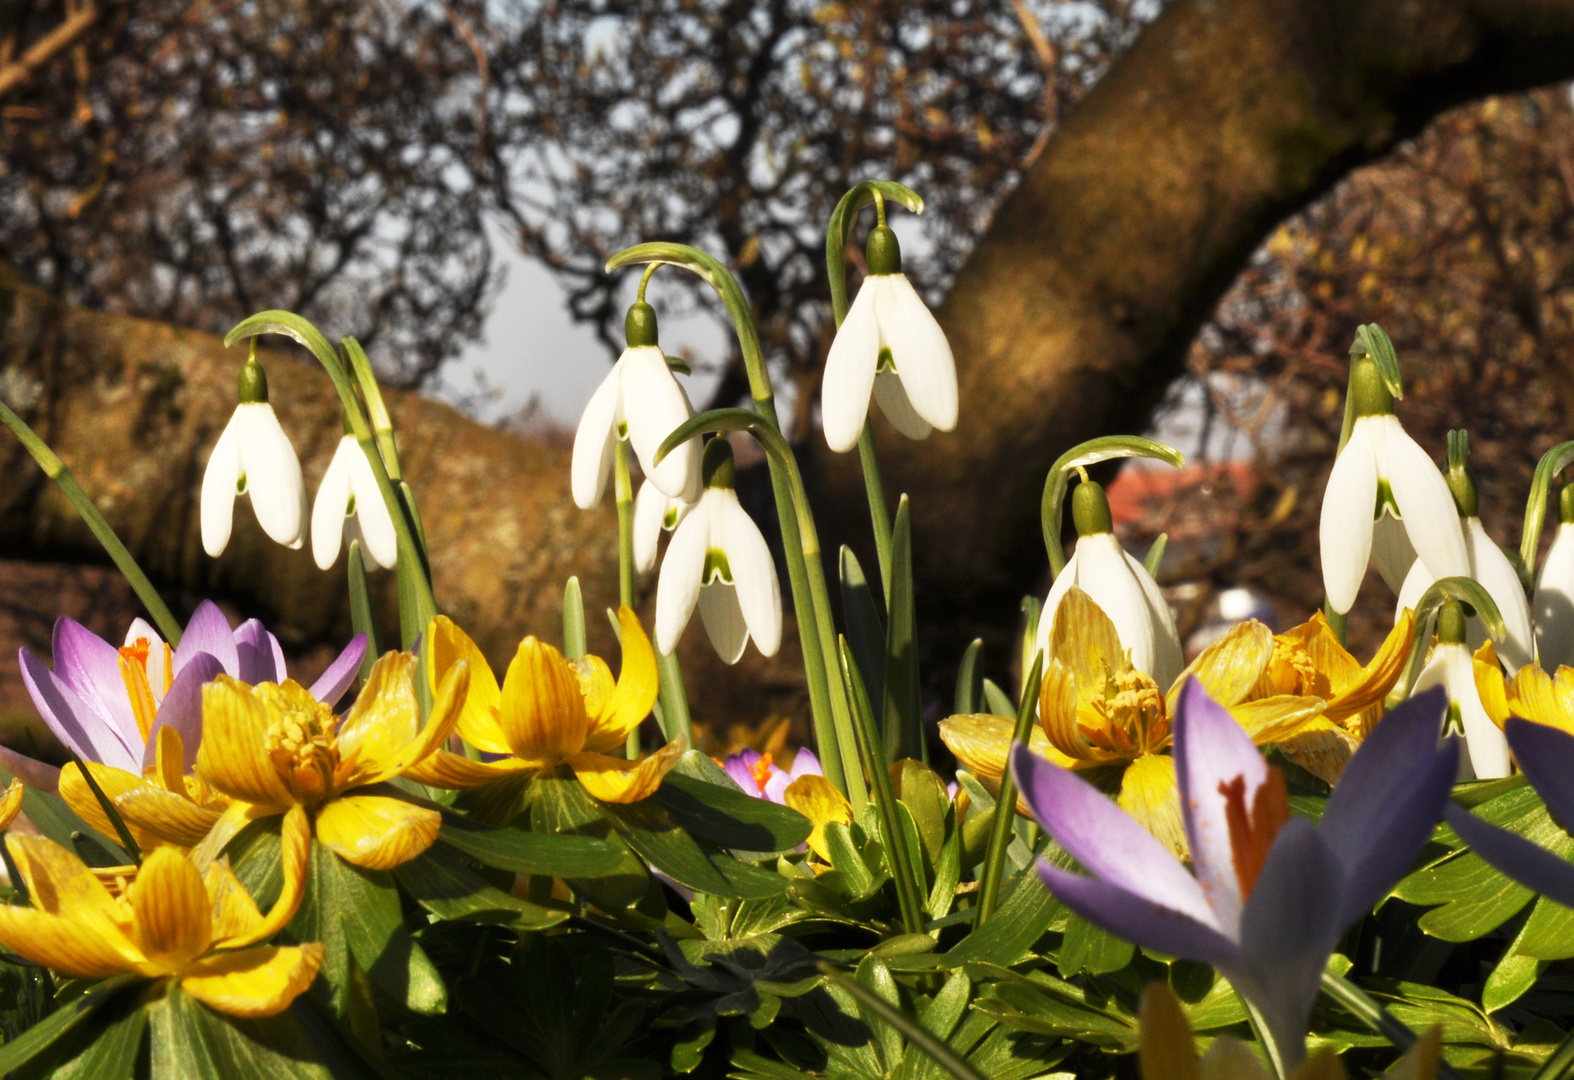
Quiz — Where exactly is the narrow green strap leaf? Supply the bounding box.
[882,496,921,763]
[977,652,1044,927]
[346,540,381,685]
[954,639,983,717]
[981,677,1017,719]
[656,648,693,745]
[818,964,989,1080]
[563,576,587,660]
[841,546,888,731]
[1041,436,1184,577]
[1018,594,1042,689]
[68,751,140,864]
[1143,533,1169,578]
[341,335,402,481]
[1320,971,1465,1080]
[1521,440,1574,582]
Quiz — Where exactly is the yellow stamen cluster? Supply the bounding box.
[260,689,341,806]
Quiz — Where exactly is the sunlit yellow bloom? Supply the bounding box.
[1474,640,1574,737]
[405,607,684,805]
[61,726,231,854]
[940,588,1324,856]
[0,805,319,1017]
[783,774,852,861]
[168,652,470,871]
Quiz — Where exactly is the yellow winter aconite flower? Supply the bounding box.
[60,726,230,854]
[179,651,470,871]
[783,774,852,861]
[405,607,684,804]
[939,587,1325,857]
[0,805,319,1017]
[1474,641,1574,735]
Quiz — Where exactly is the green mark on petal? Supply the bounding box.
[346,493,357,518]
[1445,701,1463,736]
[703,548,733,585]
[235,473,248,496]
[876,346,895,373]
[1373,478,1399,520]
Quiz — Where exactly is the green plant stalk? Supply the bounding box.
[346,539,381,685]
[975,652,1044,927]
[857,424,894,602]
[1521,440,1574,585]
[607,245,865,815]
[818,964,989,1080]
[840,638,927,936]
[342,336,404,484]
[1531,1028,1574,1080]
[1240,994,1291,1080]
[656,648,693,745]
[1319,971,1465,1080]
[0,400,183,645]
[614,440,639,758]
[1324,599,1349,648]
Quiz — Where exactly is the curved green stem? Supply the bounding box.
[614,440,639,758]
[342,337,404,485]
[1520,440,1574,587]
[1040,437,1183,578]
[0,400,183,645]
[1385,575,1507,708]
[975,652,1044,928]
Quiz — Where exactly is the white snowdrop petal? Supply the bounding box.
[1370,510,1417,596]
[872,370,935,441]
[1035,547,1082,664]
[1121,548,1183,690]
[879,274,957,433]
[720,491,782,658]
[200,411,243,558]
[821,284,881,453]
[1394,558,1432,625]
[311,438,355,570]
[239,404,307,549]
[570,366,622,510]
[1465,517,1534,675]
[654,506,710,655]
[1374,415,1468,581]
[621,346,698,499]
[1535,523,1574,672]
[1451,645,1510,779]
[698,583,750,665]
[1076,534,1157,678]
[632,480,668,575]
[1318,418,1379,614]
[346,437,399,571]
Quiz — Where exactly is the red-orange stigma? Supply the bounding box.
[119,636,152,670]
[1218,767,1290,900]
[749,753,775,795]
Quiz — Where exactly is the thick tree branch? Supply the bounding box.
[0,2,97,100]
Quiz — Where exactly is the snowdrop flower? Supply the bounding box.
[633,478,697,575]
[572,300,700,509]
[312,429,398,571]
[1534,483,1574,672]
[655,439,782,663]
[821,224,957,453]
[1411,599,1508,778]
[201,357,308,557]
[1034,479,1182,689]
[1320,355,1466,615]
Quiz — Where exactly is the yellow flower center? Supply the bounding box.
[1267,637,1324,698]
[1084,667,1168,756]
[263,696,341,806]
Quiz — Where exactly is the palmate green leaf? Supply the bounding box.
[0,766,129,866]
[601,797,787,900]
[51,986,147,1080]
[966,964,1138,1050]
[1368,979,1512,1053]
[0,974,139,1080]
[394,843,567,929]
[437,815,625,877]
[148,983,379,1080]
[653,773,811,854]
[941,870,1059,969]
[1058,911,1135,977]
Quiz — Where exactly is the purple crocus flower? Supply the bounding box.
[1010,680,1456,1070]
[5,600,365,792]
[721,748,822,803]
[1445,717,1574,908]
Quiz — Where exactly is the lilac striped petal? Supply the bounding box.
[1505,718,1574,831]
[141,653,224,773]
[308,634,367,706]
[0,744,61,793]
[1036,862,1242,969]
[1011,744,1220,928]
[722,750,762,795]
[19,648,140,772]
[1174,677,1266,936]
[789,749,822,779]
[1321,688,1445,849]
[51,617,139,749]
[1236,819,1346,1066]
[174,601,238,677]
[235,619,286,684]
[1445,803,1574,909]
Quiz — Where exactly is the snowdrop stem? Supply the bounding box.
[976,651,1043,928]
[0,398,183,645]
[614,440,636,608]
[346,539,381,686]
[825,180,925,327]
[1040,436,1184,578]
[343,336,403,483]
[656,648,693,745]
[857,422,895,601]
[636,262,658,303]
[1519,440,1574,589]
[1385,576,1506,708]
[1323,599,1349,647]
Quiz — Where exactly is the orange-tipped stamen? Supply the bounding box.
[118,647,159,744]
[749,753,775,795]
[1219,767,1290,900]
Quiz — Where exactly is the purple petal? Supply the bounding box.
[18,648,140,772]
[234,619,285,684]
[1321,687,1446,849]
[1237,819,1346,1066]
[1445,803,1574,909]
[308,634,367,706]
[0,745,61,793]
[1505,718,1574,830]
[141,653,224,773]
[789,749,822,779]
[722,750,762,796]
[1010,743,1220,928]
[174,601,238,677]
[1036,861,1243,968]
[1173,677,1266,936]
[50,617,139,749]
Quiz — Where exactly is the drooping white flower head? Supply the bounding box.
[1534,485,1574,673]
[1319,357,1467,615]
[311,432,398,571]
[633,478,697,575]
[821,225,957,454]
[1412,600,1509,779]
[572,300,700,510]
[1034,479,1182,689]
[655,439,782,664]
[200,358,307,558]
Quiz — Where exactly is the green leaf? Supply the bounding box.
[15,781,128,866]
[944,871,1059,968]
[1517,894,1574,960]
[1058,911,1135,977]
[967,966,1137,1050]
[823,821,876,898]
[893,759,948,870]
[0,975,138,1080]
[438,816,625,877]
[928,803,963,920]
[395,843,567,929]
[148,984,375,1080]
[840,546,887,733]
[954,639,983,717]
[563,576,587,660]
[1483,950,1544,1015]
[882,497,921,762]
[345,540,380,687]
[601,798,787,899]
[53,989,148,1080]
[981,679,1016,719]
[1521,440,1574,581]
[652,773,811,854]
[1143,533,1169,577]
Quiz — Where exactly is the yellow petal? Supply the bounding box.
[0,780,24,831]
[428,615,509,754]
[1173,621,1274,709]
[58,762,167,853]
[197,676,297,808]
[129,846,212,971]
[580,607,660,753]
[155,726,186,794]
[1277,719,1358,785]
[569,735,687,803]
[0,834,145,977]
[115,785,225,848]
[345,661,471,789]
[499,636,588,760]
[403,748,536,789]
[937,713,1068,782]
[1199,1038,1275,1080]
[180,943,326,1018]
[1049,587,1126,684]
[214,803,311,948]
[576,656,616,720]
[1038,662,1105,762]
[1474,642,1510,728]
[314,794,441,870]
[1508,662,1574,735]
[1228,696,1326,746]
[1138,982,1200,1080]
[204,860,264,945]
[1117,754,1187,859]
[335,651,420,783]
[1324,610,1414,721]
[782,774,852,861]
[0,903,141,978]
[189,800,280,871]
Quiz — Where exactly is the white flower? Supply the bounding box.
[1412,619,1509,780]
[655,446,781,663]
[1034,481,1182,689]
[821,228,957,454]
[201,399,307,558]
[572,343,699,509]
[633,478,696,575]
[1396,515,1535,674]
[1536,519,1574,673]
[1319,413,1467,615]
[311,435,398,571]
